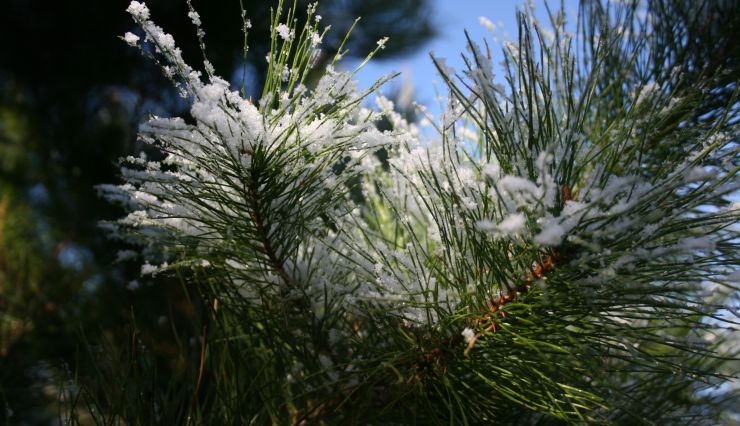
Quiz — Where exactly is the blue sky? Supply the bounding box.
[352,0,579,117]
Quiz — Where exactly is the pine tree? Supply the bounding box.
[96,0,738,423]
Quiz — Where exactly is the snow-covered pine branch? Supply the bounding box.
[100,0,739,423]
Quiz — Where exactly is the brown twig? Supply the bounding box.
[464,185,575,356]
[464,250,561,356]
[192,325,208,406]
[245,182,296,290]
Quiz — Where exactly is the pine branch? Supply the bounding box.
[94,0,740,424]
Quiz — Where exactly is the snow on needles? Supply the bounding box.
[106,1,738,328]
[105,2,391,310]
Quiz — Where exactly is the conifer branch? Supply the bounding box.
[96,0,740,423]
